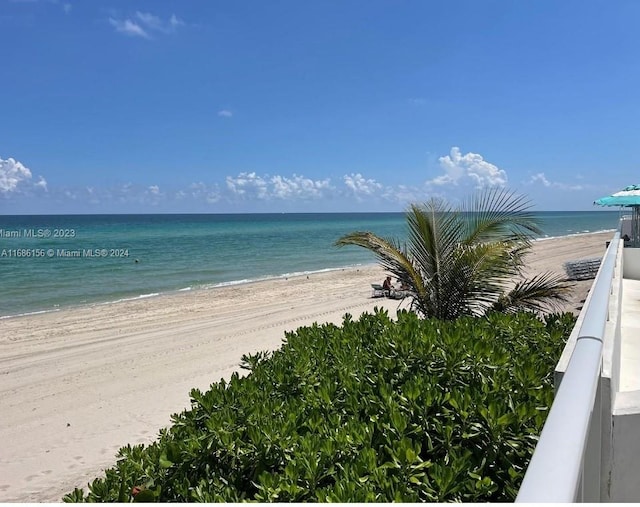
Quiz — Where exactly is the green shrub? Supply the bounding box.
[64,309,575,502]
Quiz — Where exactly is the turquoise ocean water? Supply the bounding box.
[0,211,622,318]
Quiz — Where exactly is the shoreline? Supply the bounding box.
[0,231,613,501]
[0,264,377,320]
[535,228,616,240]
[1,229,617,321]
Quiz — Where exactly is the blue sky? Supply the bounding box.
[1,0,639,213]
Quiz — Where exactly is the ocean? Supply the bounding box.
[0,211,622,318]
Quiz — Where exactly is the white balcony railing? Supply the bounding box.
[516,231,620,502]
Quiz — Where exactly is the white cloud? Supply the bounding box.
[270,174,331,199]
[143,184,163,206]
[34,176,47,190]
[218,110,233,118]
[527,172,584,191]
[530,172,552,187]
[343,173,383,197]
[110,12,184,38]
[136,11,183,33]
[430,147,508,188]
[188,182,207,193]
[135,11,162,30]
[91,182,166,205]
[0,157,32,193]
[109,17,149,38]
[188,182,220,203]
[0,156,47,194]
[226,172,270,199]
[225,172,333,201]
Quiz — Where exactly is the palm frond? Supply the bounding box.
[462,188,542,245]
[490,272,574,315]
[443,241,521,317]
[404,201,468,318]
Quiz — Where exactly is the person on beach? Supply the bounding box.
[398,278,410,291]
[382,276,393,294]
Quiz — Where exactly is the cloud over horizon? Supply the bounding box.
[429,147,508,188]
[0,156,47,195]
[6,146,590,212]
[527,172,585,191]
[225,172,332,201]
[343,173,383,200]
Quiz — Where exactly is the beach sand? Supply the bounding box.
[0,231,612,502]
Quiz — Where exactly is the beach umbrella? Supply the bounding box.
[594,184,640,245]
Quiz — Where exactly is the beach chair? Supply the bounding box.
[563,257,602,280]
[389,289,410,300]
[371,283,388,298]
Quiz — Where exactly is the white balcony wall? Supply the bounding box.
[610,393,640,501]
[623,248,640,280]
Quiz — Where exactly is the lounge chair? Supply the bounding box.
[389,289,409,299]
[371,283,388,298]
[563,257,602,280]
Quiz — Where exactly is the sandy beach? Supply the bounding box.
[0,231,612,502]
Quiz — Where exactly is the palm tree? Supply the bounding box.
[335,189,572,320]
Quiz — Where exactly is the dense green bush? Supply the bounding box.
[64,309,575,503]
